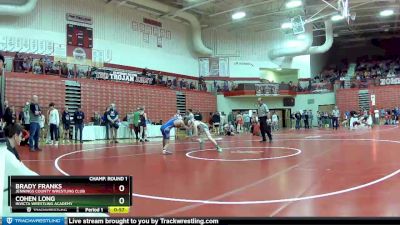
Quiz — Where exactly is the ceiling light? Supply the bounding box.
[331,15,344,21]
[281,22,293,29]
[380,9,394,17]
[232,11,246,20]
[286,0,302,8]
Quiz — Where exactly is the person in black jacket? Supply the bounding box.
[3,101,14,126]
[28,95,42,152]
[295,111,302,130]
[61,106,71,143]
[74,107,85,143]
[304,111,309,129]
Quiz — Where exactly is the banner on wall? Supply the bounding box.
[92,49,104,67]
[66,24,93,65]
[255,83,279,96]
[198,57,229,77]
[66,13,93,25]
[53,43,67,62]
[92,68,154,84]
[379,73,400,85]
[199,58,210,76]
[66,45,92,66]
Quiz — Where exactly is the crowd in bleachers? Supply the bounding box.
[7,52,246,93]
[354,55,400,80]
[12,52,70,76]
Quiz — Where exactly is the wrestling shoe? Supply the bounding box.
[162,149,172,155]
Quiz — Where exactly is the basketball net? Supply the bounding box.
[339,0,350,25]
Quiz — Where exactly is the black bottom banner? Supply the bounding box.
[67,218,400,225]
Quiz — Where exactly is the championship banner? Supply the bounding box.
[379,73,400,85]
[67,45,92,66]
[255,83,279,96]
[298,78,311,91]
[92,68,154,85]
[67,24,93,66]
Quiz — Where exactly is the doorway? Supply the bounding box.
[270,108,291,128]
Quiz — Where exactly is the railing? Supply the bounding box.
[10,56,400,96]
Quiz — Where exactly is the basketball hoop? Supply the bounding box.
[339,0,350,24]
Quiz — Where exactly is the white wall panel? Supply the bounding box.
[0,0,197,76]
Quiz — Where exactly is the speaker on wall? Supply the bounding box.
[283,97,295,107]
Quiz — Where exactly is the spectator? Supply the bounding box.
[103,106,110,140]
[61,106,71,143]
[236,112,243,133]
[271,112,279,131]
[290,113,295,129]
[107,103,119,143]
[48,103,60,145]
[28,95,42,152]
[33,60,42,74]
[3,100,14,126]
[295,111,302,130]
[21,102,30,131]
[138,107,148,142]
[304,110,309,129]
[332,106,340,130]
[4,123,23,160]
[224,122,235,136]
[39,111,47,143]
[0,52,5,74]
[132,107,141,141]
[186,109,194,137]
[243,113,251,133]
[93,112,101,125]
[250,112,258,134]
[194,110,202,122]
[74,107,85,143]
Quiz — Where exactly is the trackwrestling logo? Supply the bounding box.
[2,217,64,225]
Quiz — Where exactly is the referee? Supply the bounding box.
[257,98,272,143]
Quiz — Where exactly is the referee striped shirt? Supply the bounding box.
[258,103,269,117]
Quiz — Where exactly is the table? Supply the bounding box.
[72,123,175,141]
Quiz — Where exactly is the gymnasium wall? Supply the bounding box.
[5,74,65,114]
[293,93,336,126]
[217,92,336,126]
[202,28,312,78]
[260,69,298,83]
[217,95,287,114]
[0,0,198,76]
[5,73,217,123]
[336,86,400,113]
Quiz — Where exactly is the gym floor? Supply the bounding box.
[19,125,400,217]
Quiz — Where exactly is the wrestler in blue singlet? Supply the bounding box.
[160,117,178,139]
